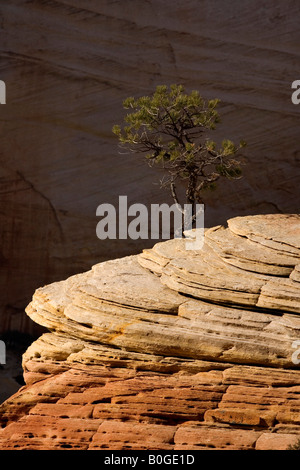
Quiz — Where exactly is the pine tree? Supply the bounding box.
[113,84,245,225]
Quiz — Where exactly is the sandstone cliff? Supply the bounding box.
[0,214,299,450]
[1,0,300,334]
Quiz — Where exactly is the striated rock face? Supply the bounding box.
[0,214,300,450]
[1,0,300,334]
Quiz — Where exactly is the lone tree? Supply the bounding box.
[113,84,245,226]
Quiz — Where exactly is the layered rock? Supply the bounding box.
[0,214,299,450]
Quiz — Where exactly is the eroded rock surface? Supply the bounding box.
[0,214,299,450]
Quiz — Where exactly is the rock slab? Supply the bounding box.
[0,214,299,450]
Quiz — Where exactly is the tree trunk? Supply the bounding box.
[186,172,197,228]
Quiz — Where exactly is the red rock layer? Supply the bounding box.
[1,362,299,450]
